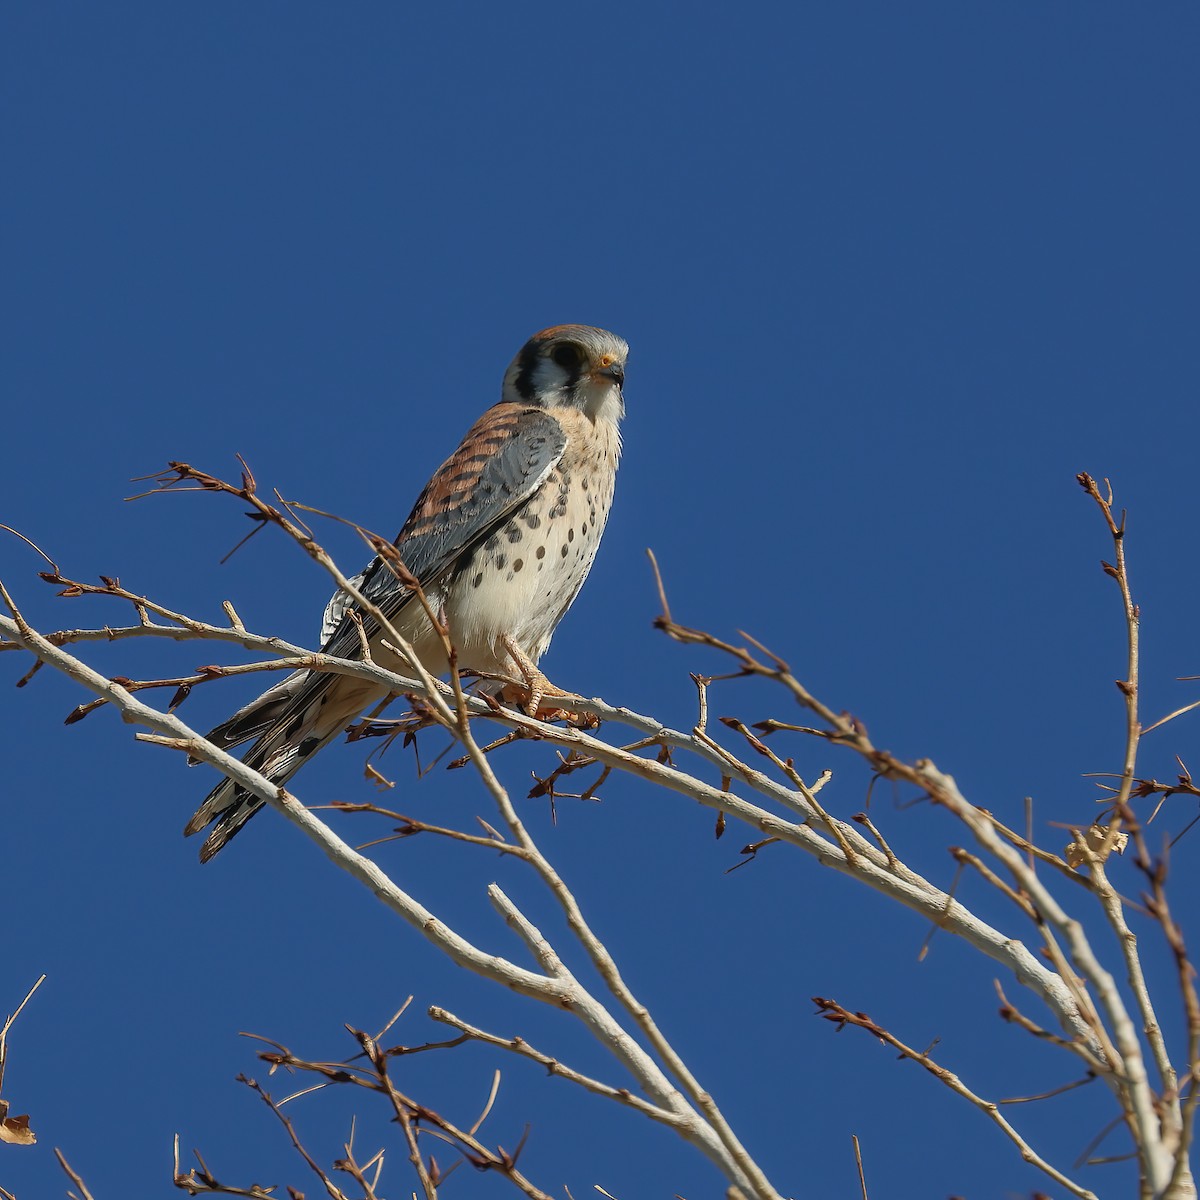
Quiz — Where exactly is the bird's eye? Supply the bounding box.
[550,343,584,371]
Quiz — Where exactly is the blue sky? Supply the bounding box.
[4,4,1200,1197]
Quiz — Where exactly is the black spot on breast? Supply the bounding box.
[473,573,484,588]
[560,545,569,558]
[513,558,524,572]
[547,471,571,519]
[299,737,320,759]
[494,553,506,570]
[567,527,575,543]
[536,546,546,559]
[506,524,523,543]
[523,512,542,529]
[581,476,589,491]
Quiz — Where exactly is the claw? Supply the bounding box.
[499,635,597,726]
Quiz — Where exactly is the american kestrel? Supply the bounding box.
[185,325,628,861]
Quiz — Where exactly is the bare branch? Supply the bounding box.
[813,998,1097,1200]
[54,1149,97,1200]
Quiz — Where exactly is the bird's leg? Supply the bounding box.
[500,635,558,715]
[499,635,596,726]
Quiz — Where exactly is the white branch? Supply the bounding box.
[0,602,775,1198]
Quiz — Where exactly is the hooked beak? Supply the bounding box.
[592,360,625,388]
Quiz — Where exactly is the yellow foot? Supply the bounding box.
[499,636,598,727]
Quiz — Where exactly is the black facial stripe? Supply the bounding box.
[512,344,543,404]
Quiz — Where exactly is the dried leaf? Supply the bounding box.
[364,763,394,790]
[0,1112,36,1146]
[1065,823,1129,868]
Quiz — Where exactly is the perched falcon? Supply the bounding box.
[185,324,628,861]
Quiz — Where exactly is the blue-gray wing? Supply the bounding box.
[320,402,566,658]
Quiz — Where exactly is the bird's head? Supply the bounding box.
[502,325,628,423]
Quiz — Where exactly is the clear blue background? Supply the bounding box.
[4,4,1199,1197]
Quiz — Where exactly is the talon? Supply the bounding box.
[542,706,600,730]
[499,635,585,723]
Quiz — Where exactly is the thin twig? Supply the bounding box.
[54,1149,97,1200]
[812,998,1096,1200]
